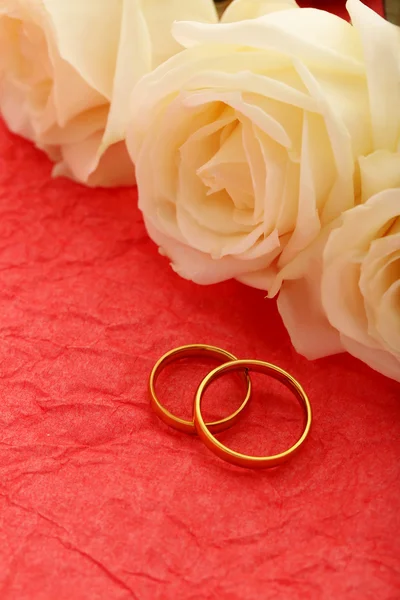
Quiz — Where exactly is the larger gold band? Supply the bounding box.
[194,359,312,468]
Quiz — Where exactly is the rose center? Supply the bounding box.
[198,119,254,212]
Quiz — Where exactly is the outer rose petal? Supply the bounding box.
[0,77,35,140]
[222,0,299,22]
[272,223,343,358]
[347,0,400,151]
[278,275,343,359]
[172,9,364,73]
[97,0,152,170]
[321,190,400,347]
[145,220,278,285]
[142,0,218,66]
[48,52,106,129]
[342,337,400,383]
[101,0,216,174]
[53,132,136,188]
[359,150,400,202]
[43,0,122,99]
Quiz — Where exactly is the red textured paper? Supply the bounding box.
[1,9,400,599]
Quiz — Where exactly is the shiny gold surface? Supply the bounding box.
[194,359,312,469]
[149,344,251,434]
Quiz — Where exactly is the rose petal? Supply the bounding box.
[341,335,400,382]
[347,0,400,151]
[236,263,278,290]
[241,120,267,223]
[173,9,363,74]
[377,278,400,355]
[360,225,400,353]
[183,89,291,147]
[269,219,337,296]
[141,0,218,67]
[52,130,103,183]
[277,272,343,359]
[222,0,299,23]
[99,0,152,158]
[48,51,106,127]
[38,105,109,146]
[53,136,135,187]
[322,189,400,346]
[145,219,276,285]
[0,77,35,139]
[197,123,254,211]
[43,0,121,99]
[180,69,318,113]
[136,95,222,218]
[293,61,360,224]
[128,46,293,158]
[279,112,321,265]
[359,150,400,202]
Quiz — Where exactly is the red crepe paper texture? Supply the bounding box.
[1,3,400,600]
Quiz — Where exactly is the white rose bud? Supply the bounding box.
[0,0,218,186]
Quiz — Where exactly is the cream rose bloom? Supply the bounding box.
[321,187,400,382]
[271,1,400,382]
[275,152,400,382]
[0,0,218,186]
[128,0,372,285]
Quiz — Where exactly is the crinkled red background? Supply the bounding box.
[1,5,400,598]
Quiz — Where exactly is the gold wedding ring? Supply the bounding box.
[194,359,312,469]
[149,345,312,468]
[149,344,251,434]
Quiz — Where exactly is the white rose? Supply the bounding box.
[270,1,400,382]
[0,0,217,186]
[276,153,400,382]
[127,0,371,286]
[322,187,400,382]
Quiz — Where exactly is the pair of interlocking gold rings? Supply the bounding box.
[149,344,312,469]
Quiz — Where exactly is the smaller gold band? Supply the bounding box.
[148,344,252,434]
